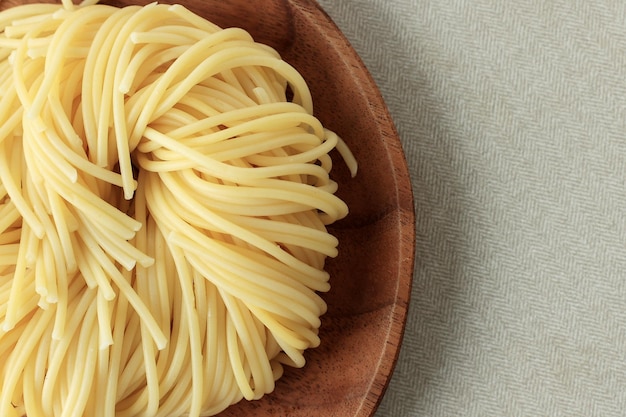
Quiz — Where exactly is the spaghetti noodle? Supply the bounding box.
[0,1,357,416]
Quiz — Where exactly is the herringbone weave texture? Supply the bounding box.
[317,0,626,416]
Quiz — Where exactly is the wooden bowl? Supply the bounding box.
[0,0,416,416]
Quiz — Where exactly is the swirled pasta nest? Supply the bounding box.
[0,1,357,416]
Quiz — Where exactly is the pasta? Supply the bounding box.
[0,1,357,416]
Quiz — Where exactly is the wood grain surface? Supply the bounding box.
[0,1,416,416]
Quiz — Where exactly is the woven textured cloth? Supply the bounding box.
[317,0,626,416]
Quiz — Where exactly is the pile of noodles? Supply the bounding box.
[0,1,357,416]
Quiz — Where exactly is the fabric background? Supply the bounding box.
[316,0,626,416]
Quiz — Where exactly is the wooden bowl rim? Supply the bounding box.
[296,0,416,413]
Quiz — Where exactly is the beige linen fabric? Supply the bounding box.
[317,0,626,416]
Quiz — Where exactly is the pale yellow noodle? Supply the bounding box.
[0,1,357,416]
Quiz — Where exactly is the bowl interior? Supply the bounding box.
[0,1,416,416]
